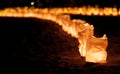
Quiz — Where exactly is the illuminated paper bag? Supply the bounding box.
[86,34,108,63]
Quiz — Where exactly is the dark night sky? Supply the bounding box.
[0,0,120,8]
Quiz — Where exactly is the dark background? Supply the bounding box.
[0,0,120,8]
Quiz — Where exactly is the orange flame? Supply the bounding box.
[0,7,108,63]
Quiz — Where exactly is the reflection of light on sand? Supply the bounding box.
[107,55,120,65]
[106,36,120,66]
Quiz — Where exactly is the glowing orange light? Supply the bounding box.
[38,6,120,16]
[0,7,108,63]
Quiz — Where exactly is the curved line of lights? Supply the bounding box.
[0,7,108,63]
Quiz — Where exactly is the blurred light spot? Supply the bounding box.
[31,2,35,5]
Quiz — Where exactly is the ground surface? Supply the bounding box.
[0,16,120,73]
